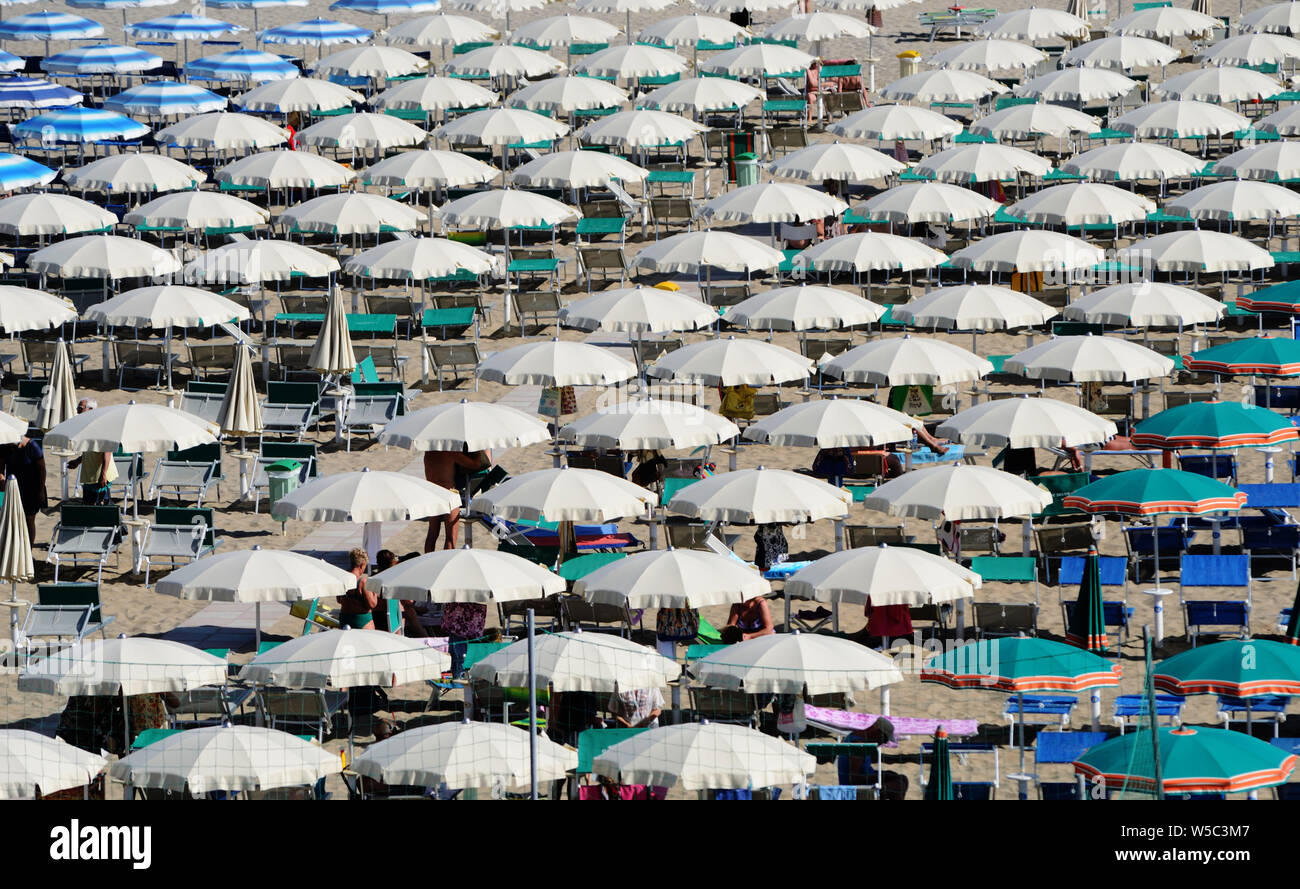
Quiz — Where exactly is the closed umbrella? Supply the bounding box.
[1118,231,1274,274]
[864,463,1052,521]
[1153,65,1281,102]
[767,141,905,182]
[692,632,904,695]
[1061,142,1204,182]
[379,399,550,452]
[0,730,105,800]
[857,182,1001,224]
[743,397,917,448]
[217,344,262,441]
[646,336,813,387]
[594,722,815,790]
[1065,547,1108,653]
[236,77,364,113]
[1004,336,1173,383]
[1004,182,1154,226]
[925,728,954,800]
[0,476,32,653]
[938,395,1116,448]
[217,150,356,190]
[1064,282,1224,329]
[724,285,885,332]
[913,142,1051,183]
[309,283,354,375]
[666,466,851,524]
[239,628,449,687]
[371,547,565,603]
[65,153,203,194]
[1075,727,1297,797]
[0,193,115,237]
[352,722,576,791]
[827,104,962,141]
[557,399,740,450]
[35,339,75,433]
[823,335,993,386]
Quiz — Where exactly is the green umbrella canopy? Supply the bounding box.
[1287,577,1300,646]
[1064,547,1108,654]
[921,637,1121,693]
[923,727,954,801]
[1236,281,1300,314]
[1132,400,1299,450]
[1062,468,1247,517]
[1154,639,1300,697]
[1074,726,1299,795]
[1184,336,1300,377]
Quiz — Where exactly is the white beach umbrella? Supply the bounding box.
[693,0,792,11]
[1119,230,1275,273]
[724,284,885,331]
[509,150,647,189]
[646,336,813,386]
[1153,66,1282,102]
[239,629,449,688]
[156,545,354,602]
[594,722,815,790]
[928,38,1046,72]
[557,399,741,450]
[0,286,75,334]
[513,13,620,46]
[937,395,1117,448]
[156,112,288,150]
[1063,282,1226,328]
[343,237,494,280]
[444,43,566,79]
[949,230,1104,273]
[574,43,688,79]
[83,285,249,328]
[640,13,747,47]
[236,77,364,113]
[879,69,1007,104]
[108,726,340,795]
[217,150,355,189]
[576,108,707,148]
[364,150,498,189]
[353,722,575,791]
[44,401,217,453]
[1242,2,1300,34]
[124,191,269,231]
[0,731,105,800]
[1113,100,1249,138]
[1004,182,1155,226]
[764,11,872,43]
[857,181,1001,224]
[373,76,497,113]
[1003,335,1175,382]
[914,142,1051,183]
[19,638,227,697]
[183,239,339,285]
[785,544,980,606]
[766,141,904,182]
[698,182,848,224]
[443,0,548,30]
[1200,33,1300,67]
[742,397,920,448]
[575,549,767,609]
[823,335,993,386]
[471,632,680,692]
[893,284,1057,331]
[1253,103,1300,136]
[272,468,458,524]
[795,231,949,273]
[634,230,784,275]
[638,76,763,114]
[296,112,427,151]
[434,106,568,146]
[477,338,637,386]
[29,234,181,279]
[470,466,656,522]
[1166,180,1300,222]
[280,193,424,235]
[577,0,679,39]
[978,6,1089,40]
[864,463,1052,521]
[1108,5,1219,38]
[36,341,75,433]
[1061,35,1179,69]
[971,104,1100,139]
[1213,142,1300,180]
[435,188,579,229]
[697,42,814,78]
[1015,67,1138,103]
[506,76,627,114]
[308,285,355,375]
[312,45,428,80]
[217,343,262,438]
[559,286,716,334]
[692,633,905,694]
[372,547,565,602]
[0,414,22,448]
[1061,142,1204,182]
[0,193,114,237]
[828,104,962,141]
[65,153,204,194]
[665,466,851,524]
[385,13,499,46]
[379,399,550,452]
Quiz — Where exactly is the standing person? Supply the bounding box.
[65,399,116,505]
[607,687,664,729]
[442,599,487,676]
[338,548,377,629]
[423,447,491,552]
[0,434,46,540]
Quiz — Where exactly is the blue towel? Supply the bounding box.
[713,789,753,800]
[816,785,857,801]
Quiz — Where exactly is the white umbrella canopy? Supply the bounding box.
[638,76,764,114]
[577,0,679,38]
[0,476,33,587]
[1015,67,1139,103]
[444,0,548,27]
[937,394,1117,448]
[384,13,500,46]
[1108,5,1219,38]
[506,76,627,113]
[913,142,1052,183]
[308,285,355,374]
[0,193,114,237]
[639,14,748,49]
[666,466,851,524]
[45,401,217,453]
[238,628,449,687]
[271,468,459,524]
[694,0,793,11]
[1061,142,1204,182]
[593,722,815,790]
[879,69,1007,104]
[557,399,741,450]
[513,13,620,46]
[1061,35,1179,69]
[724,284,885,331]
[155,546,355,602]
[216,150,356,190]
[0,286,76,333]
[1063,282,1225,328]
[863,463,1052,521]
[558,286,716,334]
[822,335,993,386]
[1256,103,1300,136]
[697,42,815,78]
[742,397,920,448]
[827,103,962,141]
[280,193,424,235]
[371,547,565,603]
[125,191,269,231]
[1166,180,1300,222]
[766,141,905,182]
[312,44,428,80]
[108,725,340,795]
[28,235,181,279]
[352,722,576,790]
[373,77,497,114]
[435,188,579,229]
[509,150,647,189]
[979,6,1089,40]
[692,632,905,695]
[576,108,707,148]
[156,112,289,150]
[796,231,949,273]
[970,104,1100,139]
[470,466,656,523]
[470,631,681,692]
[646,336,813,386]
[65,153,204,194]
[857,181,1001,224]
[1153,65,1282,102]
[949,230,1105,274]
[928,37,1046,72]
[0,730,105,800]
[575,548,767,609]
[434,106,568,146]
[1200,32,1300,67]
[1118,230,1275,273]
[634,230,784,275]
[0,413,24,447]
[444,43,566,79]
[36,341,75,433]
[183,239,340,285]
[893,284,1057,331]
[1112,100,1249,138]
[236,77,365,113]
[1004,335,1175,383]
[19,638,227,697]
[785,543,980,606]
[343,237,494,280]
[477,338,637,386]
[698,182,848,224]
[1004,182,1155,226]
[574,43,689,79]
[1241,1,1300,34]
[83,285,250,328]
[364,150,498,189]
[379,399,550,451]
[1213,141,1300,180]
[296,112,428,150]
[217,344,262,437]
[763,11,873,42]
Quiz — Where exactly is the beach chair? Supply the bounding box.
[1033,730,1107,785]
[142,507,219,586]
[1217,695,1289,737]
[112,340,177,389]
[1035,523,1097,583]
[1003,696,1078,745]
[353,344,410,383]
[1243,524,1300,579]
[260,381,321,441]
[426,342,481,391]
[1122,524,1192,583]
[258,688,349,742]
[8,378,47,424]
[1179,554,1252,646]
[148,442,222,507]
[1028,471,1090,521]
[21,339,89,379]
[1058,555,1132,645]
[340,390,399,451]
[167,685,255,729]
[179,381,228,425]
[250,442,318,513]
[1178,453,1238,485]
[844,525,906,549]
[918,742,999,798]
[688,686,762,727]
[969,556,1039,639]
[561,598,632,636]
[1112,694,1185,733]
[186,343,239,381]
[19,582,115,662]
[47,505,126,582]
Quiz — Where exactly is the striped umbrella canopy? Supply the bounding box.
[0,76,82,110]
[1064,547,1107,654]
[41,44,163,75]
[185,49,301,83]
[1132,400,1300,450]
[124,12,244,40]
[1154,639,1300,697]
[67,0,179,29]
[207,0,308,32]
[1286,579,1300,645]
[1235,281,1300,314]
[1074,727,1298,796]
[0,51,19,71]
[0,13,104,52]
[1062,468,1247,517]
[12,107,149,144]
[924,728,954,800]
[0,151,54,190]
[330,0,444,29]
[260,17,372,49]
[103,80,227,116]
[1184,336,1300,377]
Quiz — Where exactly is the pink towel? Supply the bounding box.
[804,706,980,747]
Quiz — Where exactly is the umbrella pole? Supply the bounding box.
[122,689,130,763]
[528,608,538,800]
[255,602,261,651]
[1016,691,1028,800]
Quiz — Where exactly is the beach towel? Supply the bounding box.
[816,785,857,800]
[803,706,980,746]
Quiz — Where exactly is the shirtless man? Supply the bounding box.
[424,448,491,551]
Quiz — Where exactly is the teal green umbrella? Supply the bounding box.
[1154,639,1300,698]
[1062,468,1248,518]
[1132,400,1300,450]
[1074,726,1299,796]
[1184,336,1300,377]
[1065,547,1108,654]
[923,727,953,800]
[1286,578,1300,646]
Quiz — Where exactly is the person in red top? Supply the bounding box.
[850,596,913,648]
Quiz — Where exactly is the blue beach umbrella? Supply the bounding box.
[0,76,84,110]
[0,151,55,190]
[124,13,245,63]
[0,0,40,23]
[66,0,179,30]
[184,49,300,83]
[261,18,373,47]
[0,50,21,72]
[0,12,105,54]
[206,0,308,34]
[42,44,163,76]
[330,0,444,29]
[104,80,227,116]
[13,107,149,143]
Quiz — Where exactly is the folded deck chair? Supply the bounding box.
[47,505,125,582]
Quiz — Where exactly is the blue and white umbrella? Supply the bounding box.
[206,0,308,33]
[0,51,21,71]
[42,44,163,76]
[261,18,373,55]
[67,0,179,29]
[0,12,105,53]
[185,49,300,83]
[104,80,227,116]
[13,107,149,144]
[0,76,84,109]
[0,152,55,190]
[124,13,245,63]
[329,0,443,28]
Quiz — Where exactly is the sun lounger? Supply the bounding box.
[142,507,219,586]
[1003,695,1078,744]
[1218,694,1289,737]
[19,582,115,662]
[1112,694,1185,733]
[47,505,126,582]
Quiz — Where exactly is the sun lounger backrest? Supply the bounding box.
[261,442,318,478]
[37,582,104,625]
[155,507,216,547]
[266,381,320,406]
[59,505,122,531]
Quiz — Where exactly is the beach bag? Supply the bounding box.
[655,607,699,642]
[754,525,789,571]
